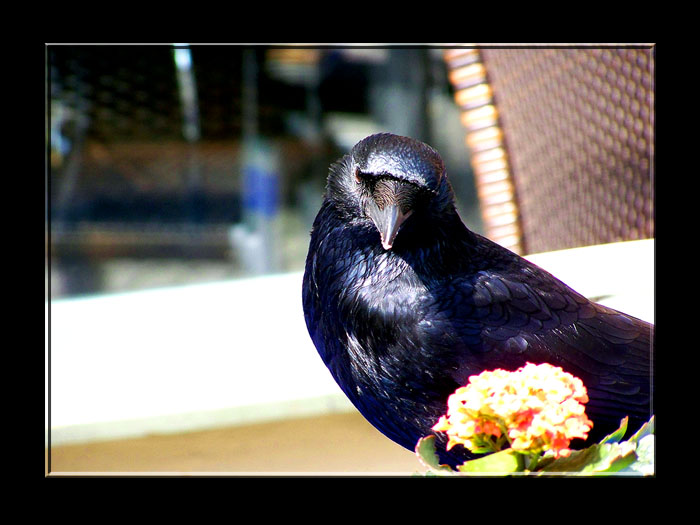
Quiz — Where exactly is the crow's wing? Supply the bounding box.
[443,265,653,435]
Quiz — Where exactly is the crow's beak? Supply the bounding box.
[368,202,413,250]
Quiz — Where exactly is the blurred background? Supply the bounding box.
[47,45,481,300]
[45,44,654,475]
[46,44,481,474]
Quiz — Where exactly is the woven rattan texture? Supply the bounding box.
[479,48,654,254]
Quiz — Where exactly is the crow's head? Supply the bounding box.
[327,133,454,250]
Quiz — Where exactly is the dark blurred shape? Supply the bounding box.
[445,46,654,255]
[317,49,372,114]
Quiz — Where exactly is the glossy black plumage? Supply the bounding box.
[302,133,653,467]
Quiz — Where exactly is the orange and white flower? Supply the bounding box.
[432,363,593,458]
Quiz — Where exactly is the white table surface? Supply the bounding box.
[46,238,654,446]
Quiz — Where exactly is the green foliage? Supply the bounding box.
[456,448,523,474]
[415,416,654,476]
[415,435,456,474]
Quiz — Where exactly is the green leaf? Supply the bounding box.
[415,436,456,474]
[599,416,629,445]
[456,448,523,474]
[620,416,655,475]
[627,416,655,444]
[535,415,655,476]
[416,415,655,476]
[537,442,637,475]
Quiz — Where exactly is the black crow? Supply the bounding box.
[302,133,653,467]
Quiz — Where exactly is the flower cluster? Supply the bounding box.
[432,362,593,459]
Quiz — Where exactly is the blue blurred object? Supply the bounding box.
[242,138,280,219]
[229,136,282,274]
